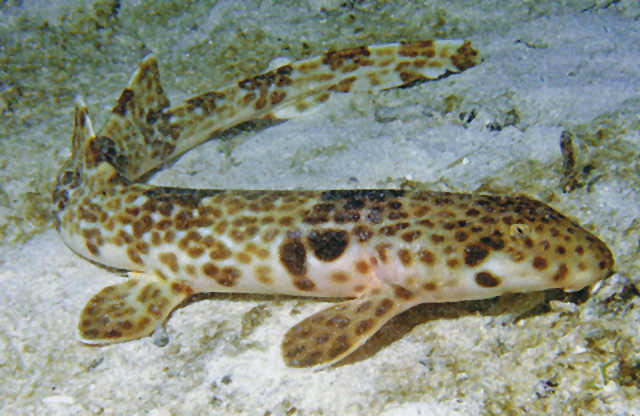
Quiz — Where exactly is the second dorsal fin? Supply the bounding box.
[98,55,172,179]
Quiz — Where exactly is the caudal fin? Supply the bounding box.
[94,40,480,181]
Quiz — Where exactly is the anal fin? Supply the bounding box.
[282,286,410,368]
[77,276,193,345]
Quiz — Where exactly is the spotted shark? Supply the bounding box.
[51,39,614,368]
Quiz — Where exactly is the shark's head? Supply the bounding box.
[460,194,615,295]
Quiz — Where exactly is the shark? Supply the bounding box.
[51,39,614,368]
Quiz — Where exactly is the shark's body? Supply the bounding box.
[52,40,614,368]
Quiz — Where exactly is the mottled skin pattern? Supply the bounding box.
[98,39,480,181]
[52,40,614,368]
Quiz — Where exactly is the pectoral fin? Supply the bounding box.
[281,286,410,368]
[77,276,193,344]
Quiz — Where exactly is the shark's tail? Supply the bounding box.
[93,39,480,181]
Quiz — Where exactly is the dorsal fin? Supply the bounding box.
[95,40,480,181]
[70,97,95,171]
[52,97,99,224]
[55,96,95,181]
[97,54,171,179]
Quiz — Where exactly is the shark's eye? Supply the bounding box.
[510,223,531,238]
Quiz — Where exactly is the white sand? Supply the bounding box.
[1,1,639,415]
